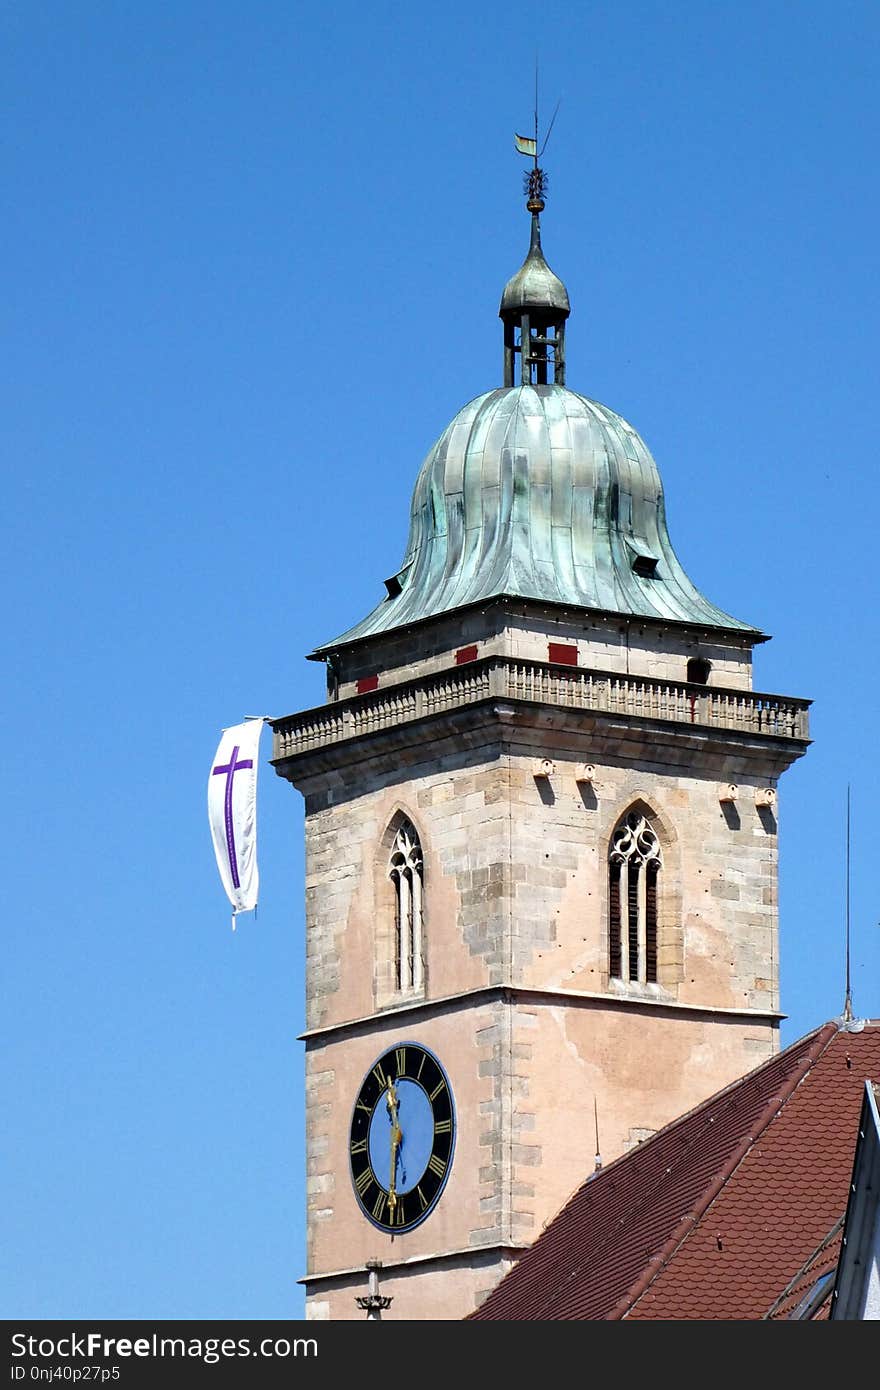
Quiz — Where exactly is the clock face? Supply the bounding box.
[349,1043,455,1234]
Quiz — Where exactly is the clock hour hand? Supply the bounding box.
[386,1078,404,1209]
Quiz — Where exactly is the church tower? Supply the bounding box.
[271,161,811,1320]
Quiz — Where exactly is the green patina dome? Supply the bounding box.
[318,383,757,651]
[316,209,757,654]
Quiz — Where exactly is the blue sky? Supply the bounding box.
[3,1,878,1319]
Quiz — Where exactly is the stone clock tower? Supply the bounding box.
[270,171,810,1320]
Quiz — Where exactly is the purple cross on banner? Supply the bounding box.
[212,745,253,888]
[208,719,265,925]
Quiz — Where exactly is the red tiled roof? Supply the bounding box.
[471,1020,880,1320]
[764,1218,842,1320]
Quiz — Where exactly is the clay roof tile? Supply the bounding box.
[471,1020,880,1320]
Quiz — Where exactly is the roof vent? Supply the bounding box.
[632,554,658,578]
[626,539,660,579]
[384,563,413,600]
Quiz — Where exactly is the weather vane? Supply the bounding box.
[514,60,560,213]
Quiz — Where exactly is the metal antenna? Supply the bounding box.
[527,54,545,209]
[593,1096,602,1173]
[534,52,539,169]
[534,53,562,159]
[844,784,853,1022]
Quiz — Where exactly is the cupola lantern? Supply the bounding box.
[499,165,570,386]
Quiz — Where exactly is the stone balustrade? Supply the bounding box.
[272,657,810,760]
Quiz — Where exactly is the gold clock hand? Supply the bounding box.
[386,1078,402,1209]
[389,1132,400,1208]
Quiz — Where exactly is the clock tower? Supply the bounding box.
[270,171,810,1320]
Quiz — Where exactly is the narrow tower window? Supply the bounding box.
[609,809,663,985]
[389,819,424,992]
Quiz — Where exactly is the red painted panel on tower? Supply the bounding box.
[455,645,478,665]
[356,675,379,693]
[548,642,578,666]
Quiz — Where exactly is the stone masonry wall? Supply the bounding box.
[297,715,785,1314]
[328,601,756,703]
[503,749,780,1013]
[302,744,509,1033]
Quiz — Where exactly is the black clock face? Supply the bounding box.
[349,1043,455,1234]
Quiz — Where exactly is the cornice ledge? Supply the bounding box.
[300,1241,529,1286]
[300,983,784,1044]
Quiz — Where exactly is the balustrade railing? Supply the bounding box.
[271,658,810,759]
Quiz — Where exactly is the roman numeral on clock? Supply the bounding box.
[354,1167,372,1196]
[427,1154,447,1178]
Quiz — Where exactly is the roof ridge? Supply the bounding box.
[611,1021,838,1320]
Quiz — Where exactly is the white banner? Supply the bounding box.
[208,718,265,928]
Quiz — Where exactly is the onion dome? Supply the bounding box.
[317,384,757,651]
[500,215,570,323]
[314,182,758,655]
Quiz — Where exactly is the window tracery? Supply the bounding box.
[609,809,662,984]
[389,819,423,992]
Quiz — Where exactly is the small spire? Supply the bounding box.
[499,200,570,386]
[843,785,854,1023]
[836,783,866,1032]
[503,99,569,388]
[527,209,543,255]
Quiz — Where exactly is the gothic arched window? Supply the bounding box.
[389,819,424,992]
[609,808,662,984]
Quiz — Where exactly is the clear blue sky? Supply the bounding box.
[3,1,878,1319]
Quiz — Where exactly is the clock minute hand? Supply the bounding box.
[386,1079,403,1210]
